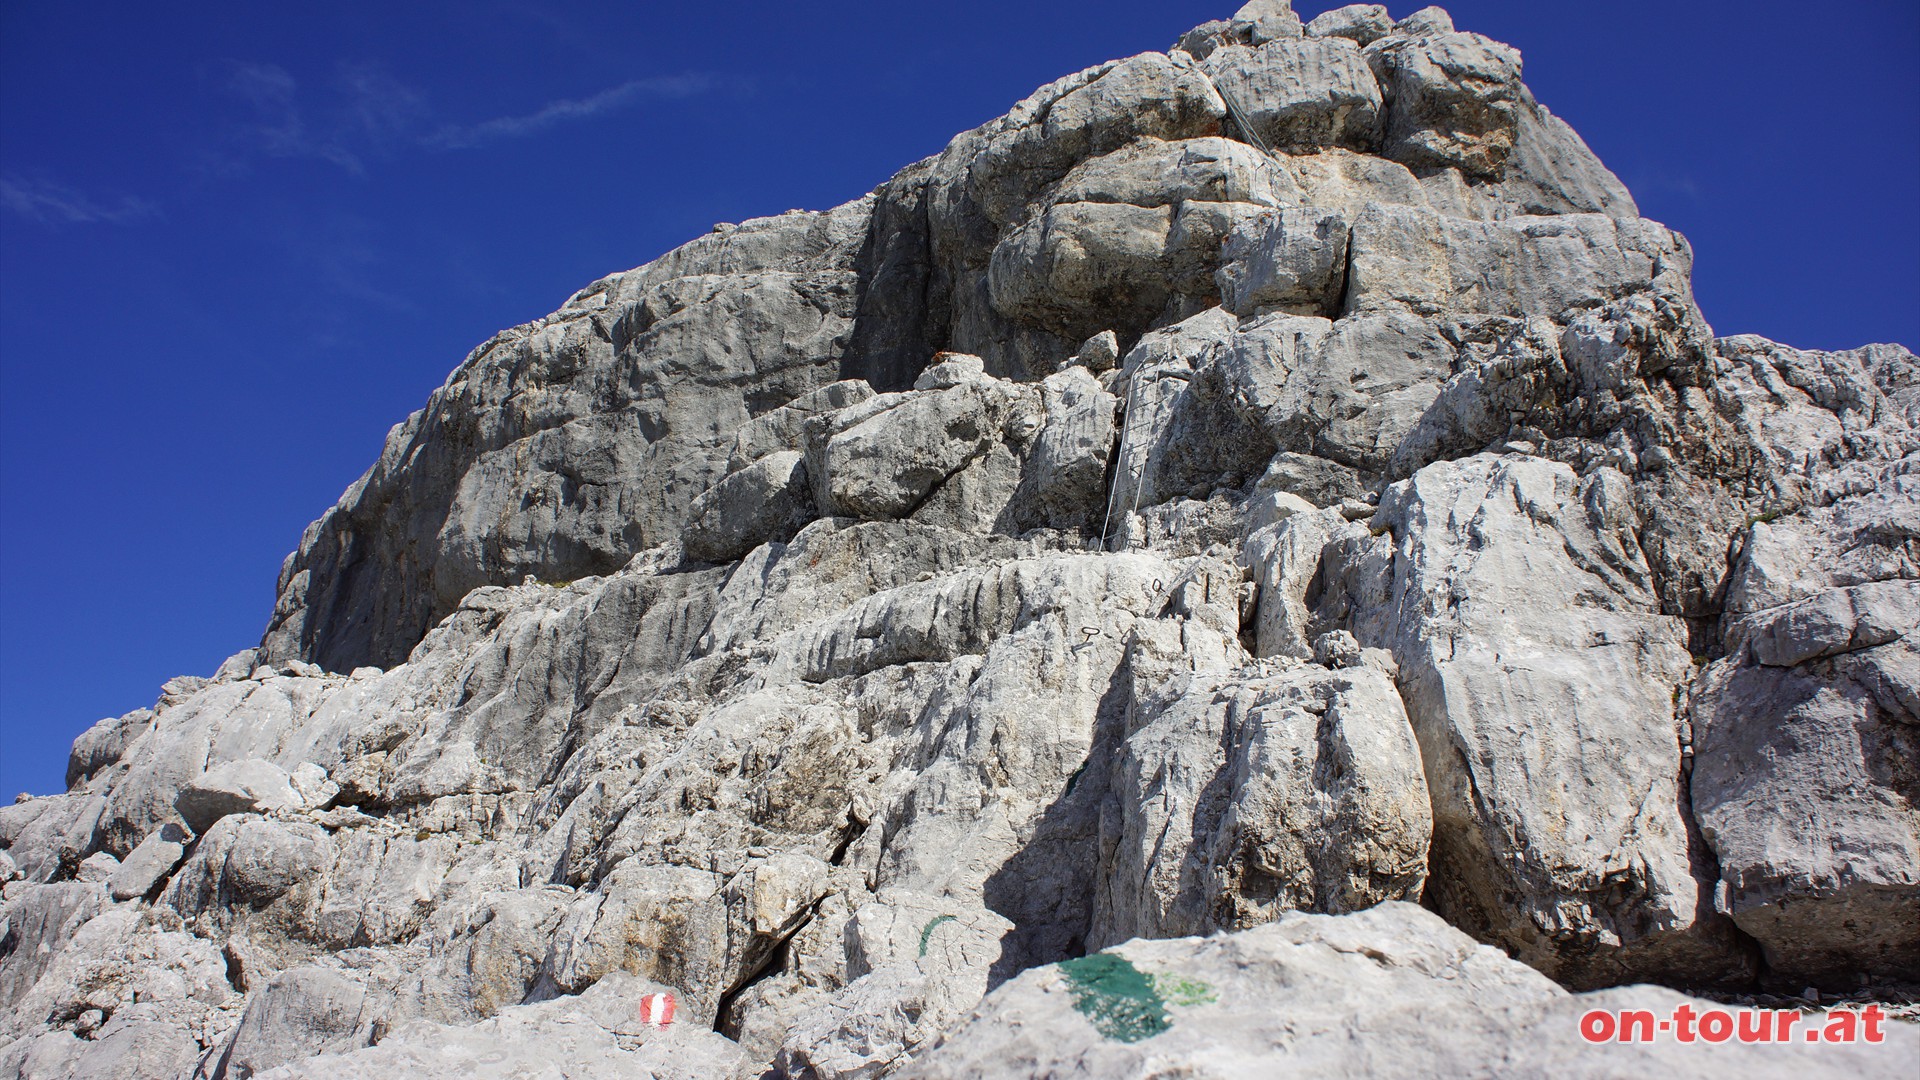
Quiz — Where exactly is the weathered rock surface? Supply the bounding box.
[1306,4,1393,46]
[210,966,370,1078]
[1686,480,1920,986]
[251,972,744,1080]
[1094,659,1431,944]
[257,202,874,672]
[773,892,1013,1079]
[1204,37,1383,152]
[682,450,816,563]
[5,3,1916,1078]
[174,760,308,835]
[909,903,1919,1078]
[1317,455,1753,987]
[66,710,151,790]
[107,823,189,902]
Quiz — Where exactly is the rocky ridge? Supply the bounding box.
[4,3,1916,1077]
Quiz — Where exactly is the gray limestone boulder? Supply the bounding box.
[73,852,118,883]
[817,377,1042,527]
[1020,366,1119,529]
[1493,86,1640,217]
[65,709,151,790]
[1284,145,1430,215]
[1203,37,1383,151]
[3,904,234,1052]
[912,352,987,391]
[774,893,1014,1078]
[175,759,306,835]
[1067,329,1120,372]
[1366,24,1523,178]
[1094,661,1430,944]
[682,450,816,564]
[1306,4,1392,46]
[0,883,105,1010]
[984,134,1302,342]
[1318,455,1752,987]
[891,49,1230,378]
[107,822,191,901]
[1174,0,1304,59]
[1394,6,1457,36]
[1048,136,1296,211]
[1742,581,1918,668]
[908,903,1919,1079]
[209,966,371,1079]
[1686,485,1920,987]
[101,673,343,857]
[1244,505,1366,658]
[1216,206,1351,316]
[988,200,1177,341]
[1174,21,1238,63]
[250,972,746,1080]
[163,814,331,925]
[1689,636,1920,986]
[1,1019,205,1080]
[1109,306,1457,511]
[727,379,877,472]
[1231,0,1303,45]
[537,861,734,1020]
[1105,307,1266,515]
[963,52,1228,227]
[0,793,104,883]
[1342,203,1690,320]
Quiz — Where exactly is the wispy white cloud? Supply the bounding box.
[219,61,369,174]
[0,175,157,226]
[336,63,431,146]
[208,62,722,168]
[4,61,732,231]
[225,61,297,110]
[423,75,727,150]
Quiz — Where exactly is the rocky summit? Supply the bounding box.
[4,3,1917,1077]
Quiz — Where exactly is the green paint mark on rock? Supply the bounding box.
[1057,956,1219,1043]
[918,914,958,958]
[1150,972,1217,1007]
[1059,954,1172,1043]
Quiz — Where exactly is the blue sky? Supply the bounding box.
[2,0,1915,798]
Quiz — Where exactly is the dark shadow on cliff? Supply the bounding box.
[838,161,946,394]
[980,652,1137,989]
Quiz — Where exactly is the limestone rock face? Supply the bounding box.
[681,451,815,564]
[1687,480,1920,985]
[1216,205,1351,316]
[772,892,1013,1079]
[1306,4,1393,46]
[1093,660,1431,945]
[909,903,1919,1079]
[67,710,151,790]
[1366,21,1523,178]
[5,3,1916,1078]
[1318,455,1752,987]
[249,972,746,1080]
[175,759,308,835]
[1203,37,1384,152]
[106,824,189,902]
[257,203,873,672]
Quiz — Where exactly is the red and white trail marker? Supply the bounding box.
[639,992,676,1026]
